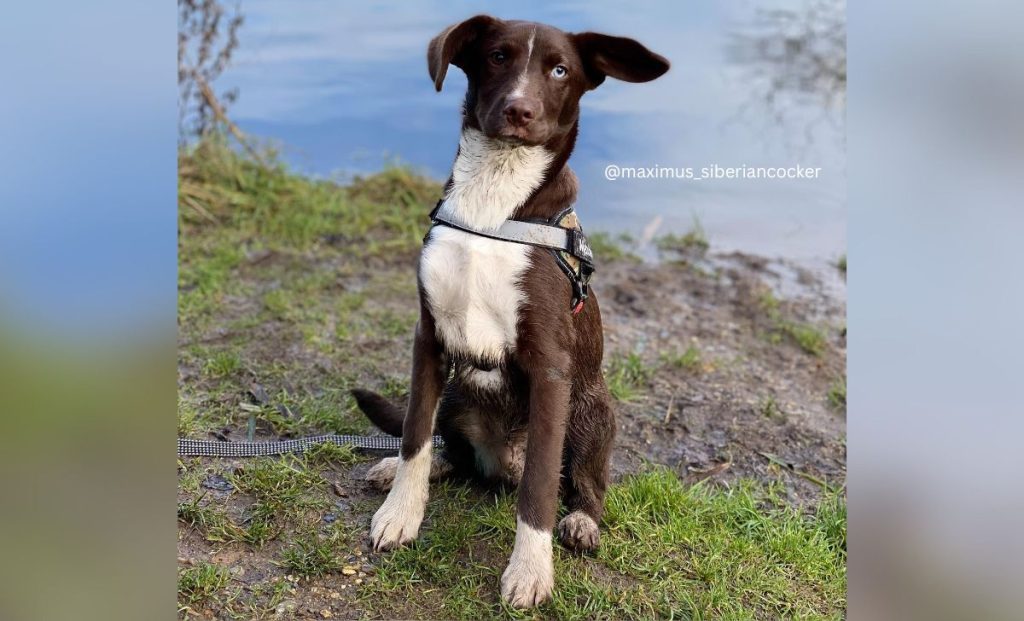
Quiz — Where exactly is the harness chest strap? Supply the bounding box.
[429,199,595,313]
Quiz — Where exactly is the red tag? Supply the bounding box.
[572,300,585,315]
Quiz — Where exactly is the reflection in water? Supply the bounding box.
[726,0,846,151]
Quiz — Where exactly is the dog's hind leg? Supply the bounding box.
[365,453,455,490]
[365,389,469,490]
[558,388,615,553]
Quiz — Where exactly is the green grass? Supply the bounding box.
[604,352,654,402]
[178,461,846,618]
[204,350,242,377]
[281,532,344,577]
[230,455,325,512]
[757,289,829,357]
[179,135,436,252]
[178,135,439,334]
[302,441,360,468]
[760,395,785,420]
[781,322,828,356]
[179,453,343,547]
[178,562,230,609]
[589,231,640,262]
[656,216,710,255]
[360,468,846,620]
[177,137,439,443]
[827,377,847,410]
[662,345,703,373]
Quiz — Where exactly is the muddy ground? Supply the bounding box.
[599,249,846,501]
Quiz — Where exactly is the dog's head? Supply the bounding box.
[428,16,669,146]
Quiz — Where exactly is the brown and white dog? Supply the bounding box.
[351,15,668,608]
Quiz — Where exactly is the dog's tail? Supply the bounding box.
[350,389,405,437]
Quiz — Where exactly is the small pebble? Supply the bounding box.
[341,566,357,575]
[274,600,298,618]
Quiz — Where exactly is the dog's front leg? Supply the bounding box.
[369,309,446,551]
[501,351,571,608]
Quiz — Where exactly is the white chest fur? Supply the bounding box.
[419,129,552,362]
[421,227,531,361]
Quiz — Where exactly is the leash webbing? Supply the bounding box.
[177,434,444,458]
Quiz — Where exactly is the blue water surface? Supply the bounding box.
[226,0,846,262]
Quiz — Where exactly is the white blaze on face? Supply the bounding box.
[511,27,537,99]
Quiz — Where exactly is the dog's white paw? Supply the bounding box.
[368,446,432,551]
[558,511,600,552]
[500,519,554,608]
[369,491,424,551]
[365,456,399,490]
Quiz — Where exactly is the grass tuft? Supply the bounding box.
[781,322,827,356]
[662,345,703,373]
[656,216,710,255]
[758,289,829,356]
[178,562,230,609]
[204,351,242,377]
[589,231,640,262]
[760,395,785,420]
[604,352,653,402]
[302,441,360,468]
[827,376,847,410]
[281,533,343,577]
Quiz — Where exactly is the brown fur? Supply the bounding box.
[354,16,668,553]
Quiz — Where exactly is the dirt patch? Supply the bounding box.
[600,252,845,504]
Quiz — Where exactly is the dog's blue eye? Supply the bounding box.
[551,65,568,79]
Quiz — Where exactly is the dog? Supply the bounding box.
[350,15,668,608]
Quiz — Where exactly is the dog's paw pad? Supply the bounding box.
[365,456,399,490]
[500,554,554,608]
[558,511,600,552]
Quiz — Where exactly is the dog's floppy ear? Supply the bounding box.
[573,32,669,88]
[427,14,498,92]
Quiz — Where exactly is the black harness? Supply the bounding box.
[428,200,595,314]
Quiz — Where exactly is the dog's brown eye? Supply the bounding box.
[551,65,569,79]
[489,50,506,65]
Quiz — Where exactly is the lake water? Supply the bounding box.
[224,0,846,265]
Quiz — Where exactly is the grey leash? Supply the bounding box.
[177,434,444,458]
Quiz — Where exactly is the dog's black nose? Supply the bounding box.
[503,98,540,127]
